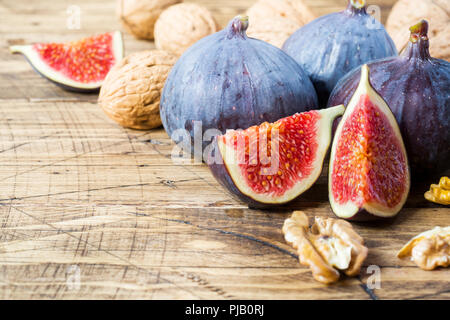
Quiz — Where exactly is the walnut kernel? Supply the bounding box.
[398,227,450,270]
[154,3,218,56]
[425,177,450,205]
[282,211,368,284]
[98,50,178,130]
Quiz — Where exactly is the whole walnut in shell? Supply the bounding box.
[386,0,449,61]
[99,50,178,130]
[246,0,315,47]
[116,0,181,40]
[154,3,218,56]
[246,16,301,48]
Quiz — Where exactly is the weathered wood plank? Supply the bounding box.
[0,0,449,300]
[0,204,448,299]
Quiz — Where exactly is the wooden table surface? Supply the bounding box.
[0,0,449,300]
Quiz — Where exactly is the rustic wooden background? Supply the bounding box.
[0,0,449,300]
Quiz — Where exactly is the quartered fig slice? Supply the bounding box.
[10,32,123,92]
[329,65,410,220]
[208,105,345,208]
[160,15,318,156]
[328,20,450,178]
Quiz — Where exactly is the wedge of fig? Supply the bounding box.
[329,65,410,220]
[10,32,123,92]
[208,105,345,208]
[328,20,450,178]
[160,16,318,157]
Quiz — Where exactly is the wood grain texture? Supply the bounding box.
[0,0,449,300]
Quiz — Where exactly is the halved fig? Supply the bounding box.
[10,32,123,92]
[329,65,410,220]
[208,105,345,208]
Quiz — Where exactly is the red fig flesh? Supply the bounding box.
[10,32,123,92]
[208,105,345,208]
[328,20,450,177]
[329,65,410,220]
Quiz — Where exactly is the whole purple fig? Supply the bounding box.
[160,16,318,159]
[328,20,450,178]
[282,0,397,107]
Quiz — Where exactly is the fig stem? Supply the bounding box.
[402,19,431,60]
[346,0,367,14]
[228,15,249,39]
[409,19,429,42]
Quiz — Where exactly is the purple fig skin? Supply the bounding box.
[282,0,397,107]
[160,16,318,156]
[328,20,450,178]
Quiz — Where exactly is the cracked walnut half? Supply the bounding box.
[283,211,368,284]
[398,226,450,270]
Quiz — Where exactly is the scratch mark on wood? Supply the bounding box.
[0,133,61,154]
[0,131,154,183]
[0,179,201,202]
[409,288,450,300]
[143,139,171,146]
[149,143,236,202]
[130,212,298,260]
[358,280,379,300]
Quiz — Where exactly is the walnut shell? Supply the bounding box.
[99,50,178,130]
[246,0,315,48]
[386,0,450,61]
[116,0,181,40]
[247,16,301,48]
[154,3,218,56]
